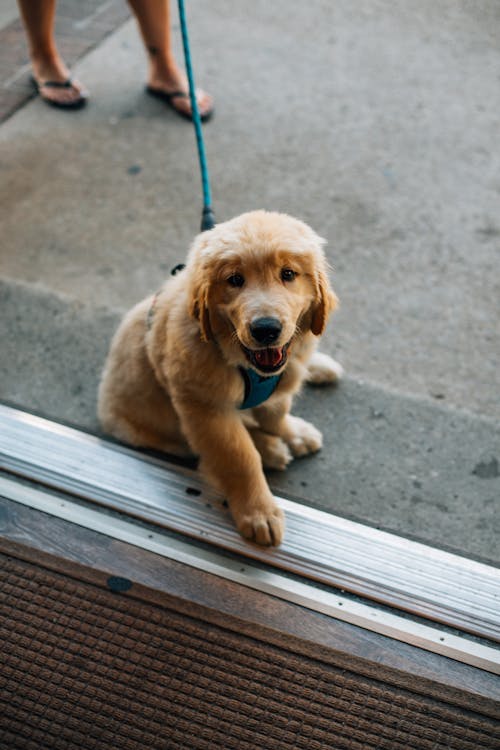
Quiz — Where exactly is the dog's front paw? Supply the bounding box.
[283,415,323,458]
[236,502,285,546]
[306,351,344,385]
[251,431,293,470]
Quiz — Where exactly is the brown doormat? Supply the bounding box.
[1,551,498,750]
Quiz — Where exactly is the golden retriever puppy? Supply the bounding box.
[98,211,342,546]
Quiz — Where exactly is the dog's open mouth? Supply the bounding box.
[242,343,290,374]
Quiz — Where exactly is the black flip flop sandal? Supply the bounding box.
[31,76,88,110]
[145,85,214,122]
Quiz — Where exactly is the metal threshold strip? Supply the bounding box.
[1,475,499,675]
[0,404,499,646]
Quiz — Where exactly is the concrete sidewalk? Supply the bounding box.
[1,1,499,562]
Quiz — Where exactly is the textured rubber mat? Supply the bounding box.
[0,552,498,750]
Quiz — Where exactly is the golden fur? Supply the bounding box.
[98,211,342,545]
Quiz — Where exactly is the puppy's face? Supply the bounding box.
[188,211,337,374]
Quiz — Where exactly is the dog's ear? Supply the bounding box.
[189,277,213,342]
[187,235,214,342]
[311,263,338,336]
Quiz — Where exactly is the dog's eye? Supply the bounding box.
[228,273,245,288]
[281,268,297,282]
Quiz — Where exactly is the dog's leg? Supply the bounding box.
[102,414,192,457]
[98,382,192,457]
[175,403,284,545]
[253,397,323,459]
[98,298,193,457]
[279,414,323,457]
[247,428,293,471]
[306,351,344,385]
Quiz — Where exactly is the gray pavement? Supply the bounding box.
[1,1,499,562]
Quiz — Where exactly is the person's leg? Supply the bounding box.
[127,0,213,120]
[17,0,87,107]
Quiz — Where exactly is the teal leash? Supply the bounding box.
[177,0,216,231]
[177,3,280,409]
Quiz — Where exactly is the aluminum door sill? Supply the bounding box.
[0,404,498,644]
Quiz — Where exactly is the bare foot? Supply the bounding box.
[31,54,88,109]
[147,64,213,121]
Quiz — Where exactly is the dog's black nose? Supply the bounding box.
[250,317,282,345]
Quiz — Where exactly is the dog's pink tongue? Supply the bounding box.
[254,347,283,368]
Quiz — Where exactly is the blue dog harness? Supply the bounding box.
[238,367,281,410]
